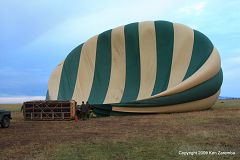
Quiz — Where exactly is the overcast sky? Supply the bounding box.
[0,0,239,103]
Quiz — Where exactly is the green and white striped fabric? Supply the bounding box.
[47,20,223,116]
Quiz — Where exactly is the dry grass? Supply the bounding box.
[0,100,239,160]
[0,104,22,112]
[213,99,240,109]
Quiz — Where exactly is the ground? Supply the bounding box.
[0,100,239,160]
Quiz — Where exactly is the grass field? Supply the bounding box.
[0,100,239,160]
[0,104,22,112]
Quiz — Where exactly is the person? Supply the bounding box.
[80,101,85,108]
[85,101,91,119]
[82,101,90,120]
[75,105,81,119]
[80,101,85,120]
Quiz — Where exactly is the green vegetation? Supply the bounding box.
[44,136,238,160]
[46,138,176,160]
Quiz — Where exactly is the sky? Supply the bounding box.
[0,0,239,103]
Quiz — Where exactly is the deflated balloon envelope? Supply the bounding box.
[47,20,223,116]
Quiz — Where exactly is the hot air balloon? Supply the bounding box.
[47,20,223,116]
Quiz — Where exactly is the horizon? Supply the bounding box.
[0,0,239,103]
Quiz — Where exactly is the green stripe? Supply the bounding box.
[93,107,142,116]
[93,104,112,111]
[93,108,111,116]
[57,44,83,100]
[46,90,49,100]
[110,111,142,116]
[184,30,213,79]
[113,69,223,107]
[88,30,112,104]
[121,22,141,102]
[152,21,174,95]
[93,109,156,116]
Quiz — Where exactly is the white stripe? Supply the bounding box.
[148,47,221,99]
[167,23,194,89]
[48,61,64,100]
[112,90,219,113]
[72,36,98,104]
[137,21,157,100]
[104,26,126,104]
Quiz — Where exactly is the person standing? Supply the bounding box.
[85,101,91,119]
[75,105,81,119]
[80,101,85,120]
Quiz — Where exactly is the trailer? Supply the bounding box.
[22,100,76,120]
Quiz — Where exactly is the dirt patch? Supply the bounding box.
[0,105,240,159]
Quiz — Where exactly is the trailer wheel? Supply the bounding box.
[1,116,10,128]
